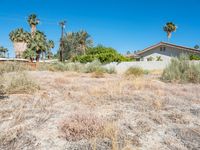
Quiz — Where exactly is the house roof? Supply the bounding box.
[130,42,200,57]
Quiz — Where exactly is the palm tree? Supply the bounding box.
[61,31,93,60]
[22,48,36,62]
[9,28,30,58]
[0,46,8,58]
[27,14,39,36]
[25,31,53,62]
[46,40,54,59]
[77,31,93,54]
[163,22,177,41]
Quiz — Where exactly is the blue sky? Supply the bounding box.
[0,0,200,57]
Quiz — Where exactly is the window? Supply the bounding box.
[163,47,166,51]
[160,47,166,52]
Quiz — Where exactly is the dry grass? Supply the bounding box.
[0,71,200,149]
[60,112,104,141]
[5,72,40,94]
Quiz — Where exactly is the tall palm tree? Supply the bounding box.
[163,22,177,41]
[27,14,39,36]
[0,46,8,58]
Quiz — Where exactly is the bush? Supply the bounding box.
[37,60,116,74]
[189,54,200,60]
[0,76,5,96]
[60,113,104,141]
[125,67,146,77]
[162,58,200,83]
[83,60,105,73]
[73,45,132,64]
[6,73,40,94]
[0,62,31,74]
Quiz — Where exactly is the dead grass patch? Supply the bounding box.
[91,70,105,78]
[6,73,40,94]
[60,113,104,141]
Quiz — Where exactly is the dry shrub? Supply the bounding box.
[54,77,70,84]
[0,62,31,74]
[0,126,37,150]
[152,99,163,110]
[6,73,40,94]
[125,67,145,77]
[100,122,119,150]
[60,113,104,141]
[91,70,105,78]
[167,113,189,124]
[162,57,200,83]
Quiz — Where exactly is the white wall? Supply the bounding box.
[104,61,200,74]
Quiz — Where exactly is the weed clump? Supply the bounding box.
[6,73,40,94]
[162,57,200,83]
[125,67,146,77]
[60,113,104,141]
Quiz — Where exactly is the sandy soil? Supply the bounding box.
[0,71,200,150]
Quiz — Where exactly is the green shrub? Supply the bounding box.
[84,60,105,73]
[73,45,132,64]
[6,73,40,94]
[189,54,200,60]
[162,58,200,83]
[125,67,145,77]
[36,60,115,74]
[147,56,154,61]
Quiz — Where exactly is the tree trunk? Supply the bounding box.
[167,32,171,42]
[36,51,40,62]
[31,25,36,37]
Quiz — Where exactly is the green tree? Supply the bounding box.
[0,46,8,58]
[163,22,177,41]
[9,28,30,43]
[22,48,36,62]
[46,40,55,59]
[62,31,93,60]
[194,45,200,50]
[26,31,48,62]
[126,51,131,55]
[73,45,132,63]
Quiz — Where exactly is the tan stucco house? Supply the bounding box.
[127,42,200,61]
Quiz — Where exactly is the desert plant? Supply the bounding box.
[0,62,31,74]
[156,56,163,61]
[60,113,104,141]
[162,57,200,83]
[125,67,145,77]
[0,76,5,96]
[6,73,40,94]
[147,56,154,61]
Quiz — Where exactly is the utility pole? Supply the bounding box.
[59,21,66,62]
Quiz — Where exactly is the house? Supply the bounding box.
[127,42,200,61]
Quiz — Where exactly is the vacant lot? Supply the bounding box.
[0,71,200,150]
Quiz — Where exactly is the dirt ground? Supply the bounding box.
[0,71,200,150]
